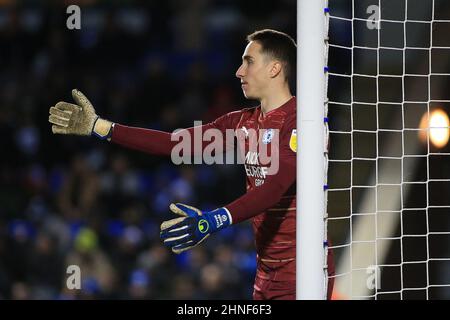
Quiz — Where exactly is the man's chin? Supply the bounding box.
[243,91,258,100]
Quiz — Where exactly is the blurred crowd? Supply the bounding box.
[0,0,296,299]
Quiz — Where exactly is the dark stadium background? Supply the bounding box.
[0,0,296,299]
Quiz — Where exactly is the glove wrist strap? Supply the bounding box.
[206,207,232,233]
[92,117,114,140]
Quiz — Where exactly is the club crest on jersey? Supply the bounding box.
[289,129,297,152]
[262,129,274,144]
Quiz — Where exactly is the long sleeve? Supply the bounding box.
[111,125,175,156]
[225,157,295,223]
[110,110,243,157]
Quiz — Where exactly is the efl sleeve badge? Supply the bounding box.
[289,129,297,152]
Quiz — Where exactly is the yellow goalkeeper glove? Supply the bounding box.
[48,89,113,139]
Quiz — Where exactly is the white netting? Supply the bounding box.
[325,0,450,299]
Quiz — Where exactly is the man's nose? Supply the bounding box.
[236,65,244,78]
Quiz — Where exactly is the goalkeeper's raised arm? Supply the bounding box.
[49,88,238,157]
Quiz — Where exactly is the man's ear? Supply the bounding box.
[269,61,283,79]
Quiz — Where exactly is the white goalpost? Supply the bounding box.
[297,0,328,300]
[298,0,450,300]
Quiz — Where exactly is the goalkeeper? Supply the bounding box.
[49,29,335,300]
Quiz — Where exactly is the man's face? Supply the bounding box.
[236,41,272,100]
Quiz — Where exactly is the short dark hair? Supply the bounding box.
[247,29,297,87]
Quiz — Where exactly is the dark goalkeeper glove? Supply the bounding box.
[160,203,232,254]
[48,89,113,139]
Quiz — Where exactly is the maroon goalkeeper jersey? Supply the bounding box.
[224,97,296,264]
[111,97,297,272]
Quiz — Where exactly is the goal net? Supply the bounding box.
[325,0,450,299]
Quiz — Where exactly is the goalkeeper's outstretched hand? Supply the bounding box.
[49,89,113,139]
[160,203,232,254]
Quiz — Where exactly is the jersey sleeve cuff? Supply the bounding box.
[223,207,233,225]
